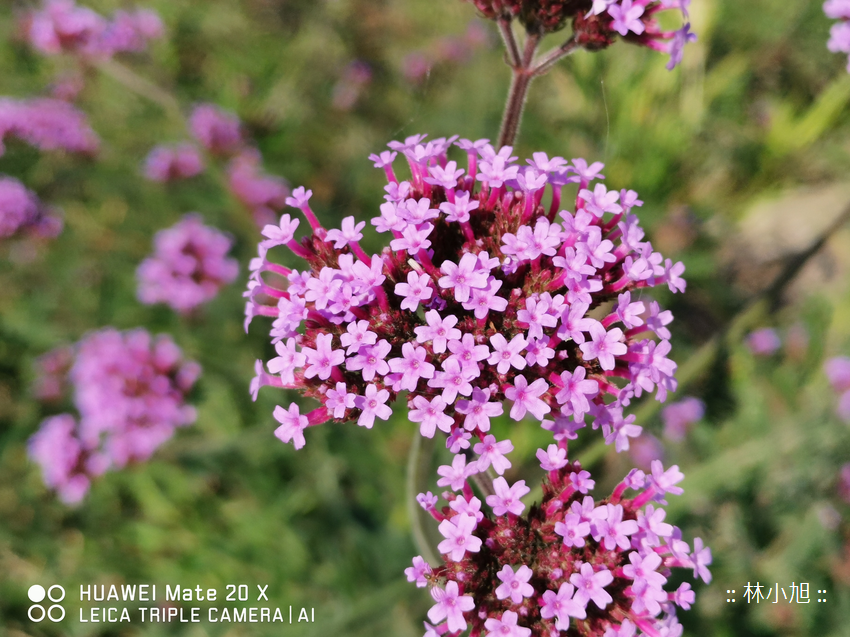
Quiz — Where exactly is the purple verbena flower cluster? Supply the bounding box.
[248,135,685,455]
[825,0,850,71]
[227,150,291,227]
[744,327,781,357]
[409,449,709,637]
[143,143,205,182]
[188,104,244,157]
[660,396,703,442]
[0,97,99,157]
[24,0,163,59]
[28,328,200,504]
[825,356,850,423]
[465,0,695,70]
[0,175,63,240]
[136,214,239,314]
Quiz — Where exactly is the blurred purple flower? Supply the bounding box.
[0,97,99,156]
[29,328,200,503]
[144,143,204,182]
[661,396,704,441]
[826,0,850,71]
[0,175,63,240]
[227,150,290,226]
[628,432,664,470]
[137,214,239,314]
[332,61,373,111]
[745,327,781,356]
[25,0,162,58]
[188,104,243,156]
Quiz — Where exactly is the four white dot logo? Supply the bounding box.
[28,584,65,622]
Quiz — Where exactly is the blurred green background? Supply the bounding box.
[2,0,850,635]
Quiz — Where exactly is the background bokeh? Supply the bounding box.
[2,0,850,635]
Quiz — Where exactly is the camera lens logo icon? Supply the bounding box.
[28,584,65,622]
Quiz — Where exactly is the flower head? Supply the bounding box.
[412,453,709,636]
[246,136,684,460]
[137,214,238,314]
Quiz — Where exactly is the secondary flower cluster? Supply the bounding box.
[143,143,204,182]
[0,97,99,157]
[408,449,710,636]
[464,0,695,69]
[24,0,163,59]
[248,135,685,455]
[825,356,850,423]
[744,327,781,357]
[136,214,239,314]
[825,0,850,71]
[28,328,200,504]
[660,396,703,442]
[0,175,63,241]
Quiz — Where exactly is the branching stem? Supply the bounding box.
[496,27,581,148]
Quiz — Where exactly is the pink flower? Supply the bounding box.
[267,338,307,385]
[409,395,454,437]
[537,444,568,471]
[495,565,534,604]
[455,387,503,432]
[415,310,461,353]
[486,477,529,516]
[579,323,627,371]
[570,563,613,609]
[437,453,479,491]
[607,0,645,37]
[488,333,528,374]
[505,375,551,421]
[346,339,391,381]
[394,271,433,311]
[438,513,482,561]
[474,435,513,475]
[302,333,345,380]
[354,384,392,428]
[427,581,474,634]
[273,403,309,449]
[484,610,531,637]
[405,556,432,587]
[439,252,489,302]
[144,144,203,182]
[387,343,435,391]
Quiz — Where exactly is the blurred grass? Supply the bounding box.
[1,0,850,635]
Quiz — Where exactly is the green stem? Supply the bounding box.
[406,432,440,565]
